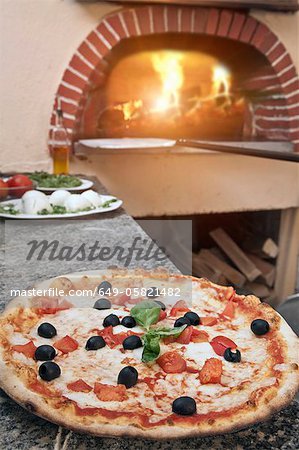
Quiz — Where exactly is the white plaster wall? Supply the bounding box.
[0,0,117,172]
[252,10,299,70]
[0,1,298,216]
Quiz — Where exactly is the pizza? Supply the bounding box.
[0,269,298,439]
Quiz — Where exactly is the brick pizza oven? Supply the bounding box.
[51,5,299,148]
[49,3,299,303]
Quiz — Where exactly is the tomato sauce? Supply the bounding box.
[29,380,58,398]
[73,401,250,428]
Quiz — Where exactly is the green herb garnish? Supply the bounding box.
[141,326,186,363]
[0,203,20,215]
[131,301,161,331]
[131,300,186,362]
[37,205,94,215]
[29,172,82,188]
[101,198,118,208]
[51,205,68,214]
[37,205,68,215]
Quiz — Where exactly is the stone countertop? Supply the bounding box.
[0,178,298,450]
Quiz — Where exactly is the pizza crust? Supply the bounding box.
[0,359,297,440]
[0,270,298,439]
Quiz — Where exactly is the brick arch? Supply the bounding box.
[52,5,299,150]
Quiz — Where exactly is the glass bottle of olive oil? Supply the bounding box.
[50,108,71,175]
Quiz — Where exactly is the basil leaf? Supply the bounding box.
[142,334,161,363]
[131,300,161,330]
[155,325,187,337]
[141,325,187,363]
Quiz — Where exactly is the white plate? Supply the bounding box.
[36,178,93,192]
[0,195,122,219]
[79,138,176,149]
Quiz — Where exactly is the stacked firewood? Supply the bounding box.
[192,227,277,302]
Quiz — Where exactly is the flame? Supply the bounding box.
[151,52,184,112]
[114,99,143,121]
[212,65,231,96]
[109,58,234,125]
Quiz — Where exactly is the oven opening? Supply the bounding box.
[80,33,281,142]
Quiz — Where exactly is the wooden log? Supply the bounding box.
[242,236,279,259]
[210,247,227,261]
[217,274,229,286]
[245,282,270,299]
[199,249,246,287]
[246,253,276,287]
[192,253,221,283]
[210,228,261,281]
[263,289,277,305]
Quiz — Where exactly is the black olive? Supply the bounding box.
[172,396,197,416]
[174,317,191,327]
[121,316,136,328]
[35,345,56,361]
[251,319,270,336]
[97,281,112,296]
[154,300,166,311]
[103,314,120,327]
[85,336,106,350]
[146,287,160,298]
[123,335,143,350]
[39,361,61,381]
[223,348,241,363]
[184,311,200,326]
[117,366,138,388]
[37,323,57,338]
[93,298,111,310]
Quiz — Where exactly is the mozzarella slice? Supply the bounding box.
[81,190,103,208]
[64,194,93,212]
[22,191,52,214]
[49,190,71,207]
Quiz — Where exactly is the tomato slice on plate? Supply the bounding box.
[67,379,92,392]
[210,335,237,356]
[157,351,187,373]
[12,341,36,358]
[199,358,222,384]
[7,174,33,197]
[54,335,78,354]
[0,179,8,199]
